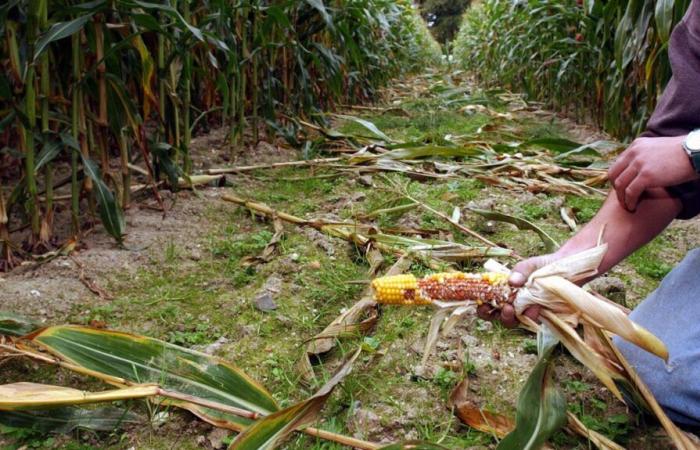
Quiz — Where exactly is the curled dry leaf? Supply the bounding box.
[449,378,515,439]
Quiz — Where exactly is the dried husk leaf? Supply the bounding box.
[514,245,668,361]
[565,412,624,450]
[540,311,623,400]
[537,277,667,361]
[449,378,514,438]
[0,383,158,410]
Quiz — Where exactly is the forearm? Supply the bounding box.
[557,188,682,275]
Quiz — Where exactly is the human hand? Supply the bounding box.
[608,135,694,212]
[476,254,556,328]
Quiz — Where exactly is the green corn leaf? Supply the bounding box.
[106,73,142,135]
[497,327,566,450]
[151,142,181,189]
[334,114,393,142]
[25,326,278,431]
[131,1,205,42]
[655,0,675,43]
[229,348,361,450]
[80,157,125,244]
[305,0,334,30]
[0,406,142,433]
[524,137,582,154]
[34,14,94,62]
[35,139,62,173]
[0,311,39,337]
[553,140,619,162]
[468,208,560,253]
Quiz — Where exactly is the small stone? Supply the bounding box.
[303,228,336,256]
[207,427,231,449]
[461,334,479,347]
[347,408,382,439]
[588,276,627,306]
[308,260,322,270]
[358,175,374,187]
[239,324,255,336]
[254,292,278,312]
[479,220,497,234]
[261,276,283,294]
[476,320,492,332]
[189,249,202,261]
[276,257,297,274]
[200,336,229,355]
[289,252,300,261]
[276,314,293,325]
[30,290,41,298]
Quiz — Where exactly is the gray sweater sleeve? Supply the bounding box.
[642,0,700,219]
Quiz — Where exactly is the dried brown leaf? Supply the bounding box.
[449,378,514,438]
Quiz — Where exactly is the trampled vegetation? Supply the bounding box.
[2,1,699,450]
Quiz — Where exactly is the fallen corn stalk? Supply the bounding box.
[221,193,512,269]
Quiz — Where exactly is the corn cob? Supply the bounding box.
[371,272,517,307]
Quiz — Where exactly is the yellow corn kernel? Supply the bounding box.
[371,274,431,305]
[372,272,516,306]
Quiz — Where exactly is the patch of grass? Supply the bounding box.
[566,196,603,223]
[628,236,674,281]
[568,400,633,444]
[521,338,538,355]
[521,203,550,221]
[210,227,274,287]
[433,367,459,391]
[563,379,591,394]
[337,104,491,144]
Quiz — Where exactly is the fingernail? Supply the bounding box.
[509,272,526,286]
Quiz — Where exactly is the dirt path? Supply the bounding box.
[2,70,698,450]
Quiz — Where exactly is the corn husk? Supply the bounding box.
[494,244,668,361]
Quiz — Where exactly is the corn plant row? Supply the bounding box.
[454,0,690,139]
[0,0,439,267]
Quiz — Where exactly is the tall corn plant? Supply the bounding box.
[0,0,439,268]
[454,0,690,139]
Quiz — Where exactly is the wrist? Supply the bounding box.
[683,131,700,178]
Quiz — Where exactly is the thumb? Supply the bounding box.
[509,254,553,287]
